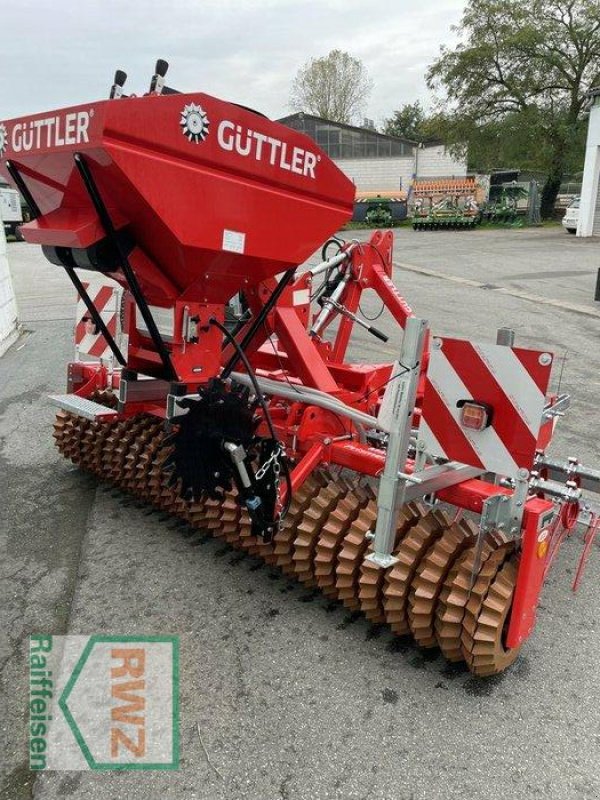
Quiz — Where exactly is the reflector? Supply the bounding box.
[460,401,489,431]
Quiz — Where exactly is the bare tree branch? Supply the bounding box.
[290,50,373,125]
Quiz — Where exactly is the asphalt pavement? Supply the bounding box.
[1,226,599,800]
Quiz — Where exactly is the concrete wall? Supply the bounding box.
[577,98,600,237]
[334,156,414,193]
[335,145,467,193]
[416,144,468,178]
[0,214,19,356]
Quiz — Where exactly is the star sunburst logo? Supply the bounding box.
[180,103,210,144]
[0,123,8,157]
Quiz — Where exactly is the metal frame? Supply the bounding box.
[60,250,127,366]
[73,152,177,381]
[6,159,127,366]
[52,221,581,650]
[4,160,41,218]
[366,317,428,567]
[534,454,600,495]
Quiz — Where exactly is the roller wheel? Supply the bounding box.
[434,532,508,662]
[463,555,521,676]
[271,472,329,573]
[292,480,349,585]
[335,502,378,610]
[407,518,477,647]
[52,408,527,678]
[358,502,425,623]
[461,542,513,658]
[383,508,451,635]
[313,485,372,598]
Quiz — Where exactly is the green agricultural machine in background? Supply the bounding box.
[483,183,529,225]
[412,195,481,230]
[410,178,482,231]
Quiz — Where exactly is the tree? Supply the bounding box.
[290,50,373,125]
[427,0,600,217]
[383,102,428,141]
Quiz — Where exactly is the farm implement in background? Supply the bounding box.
[410,178,482,230]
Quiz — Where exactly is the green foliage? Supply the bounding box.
[383,102,429,141]
[426,0,600,217]
[290,50,373,125]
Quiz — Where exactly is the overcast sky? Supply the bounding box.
[1,0,465,125]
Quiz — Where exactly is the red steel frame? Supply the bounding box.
[65,228,557,652]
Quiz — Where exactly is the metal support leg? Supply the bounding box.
[73,152,177,381]
[60,250,127,366]
[366,317,428,568]
[5,161,41,218]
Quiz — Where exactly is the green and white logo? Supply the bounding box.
[29,634,179,770]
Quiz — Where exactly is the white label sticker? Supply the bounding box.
[293,289,310,306]
[222,229,245,254]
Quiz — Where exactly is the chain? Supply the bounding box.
[255,441,285,529]
[255,443,281,481]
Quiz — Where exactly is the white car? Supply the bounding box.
[562,197,580,234]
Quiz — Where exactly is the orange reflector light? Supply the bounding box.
[460,402,490,432]
[537,540,549,559]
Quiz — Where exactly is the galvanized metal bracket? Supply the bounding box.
[366,317,428,568]
[469,468,530,587]
[534,453,600,495]
[403,462,485,504]
[541,393,571,423]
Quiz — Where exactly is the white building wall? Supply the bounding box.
[577,96,600,237]
[334,156,414,193]
[416,144,468,178]
[0,212,19,357]
[334,146,468,194]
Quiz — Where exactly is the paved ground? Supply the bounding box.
[1,226,599,800]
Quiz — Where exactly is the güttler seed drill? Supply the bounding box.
[1,61,599,676]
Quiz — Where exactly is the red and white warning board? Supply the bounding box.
[420,337,553,478]
[74,280,124,362]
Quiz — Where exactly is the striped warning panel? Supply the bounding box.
[420,337,553,477]
[74,281,123,361]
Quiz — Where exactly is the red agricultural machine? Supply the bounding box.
[2,61,599,676]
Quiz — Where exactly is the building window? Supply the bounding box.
[281,116,411,160]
